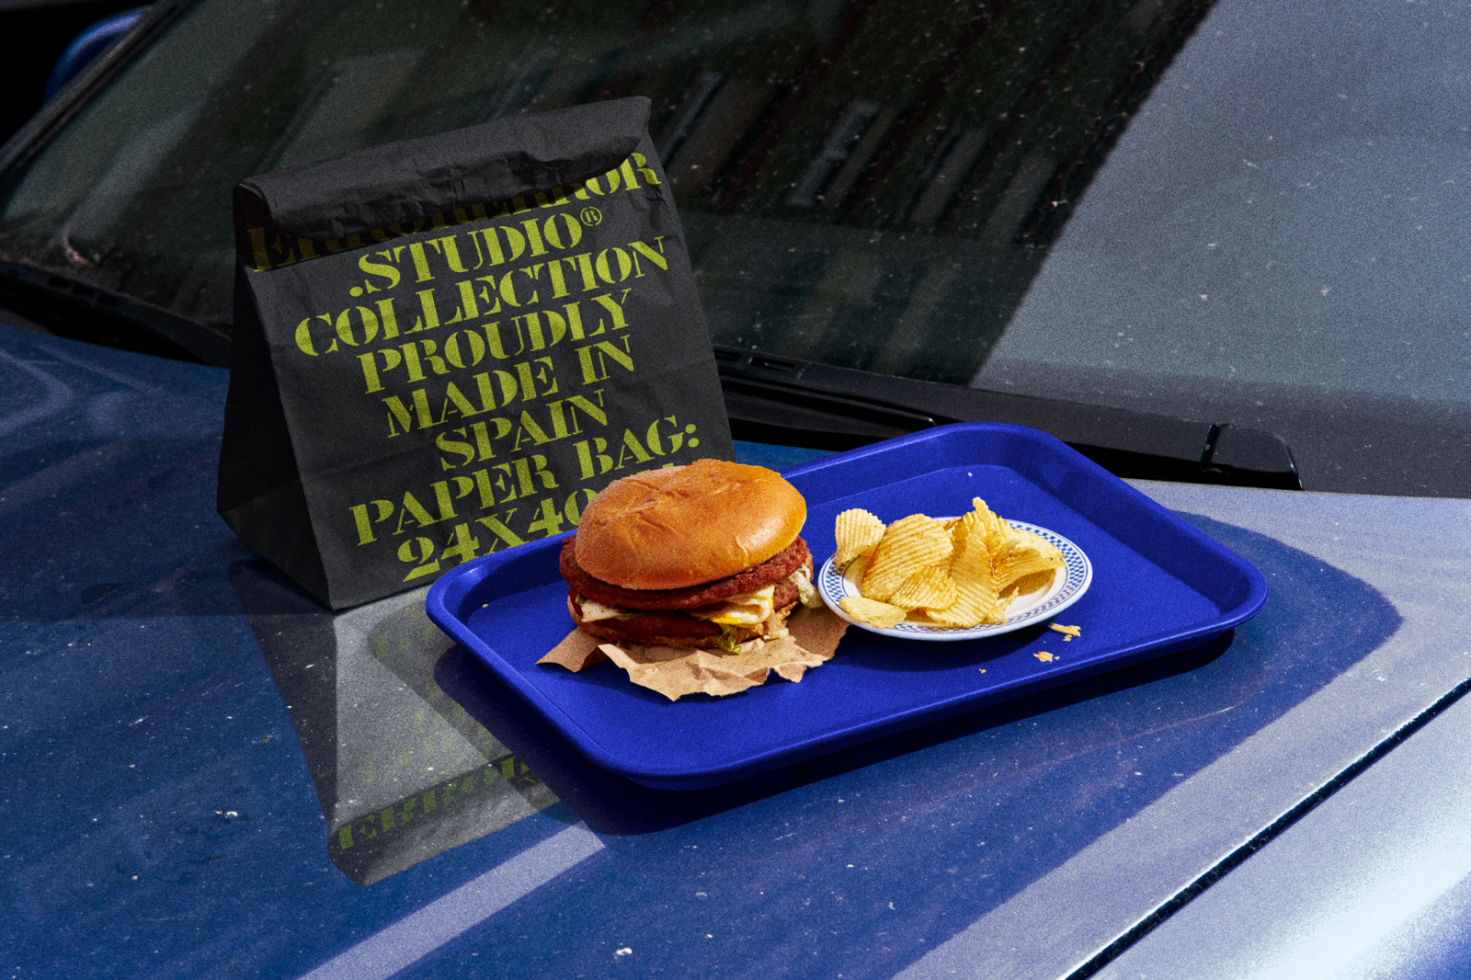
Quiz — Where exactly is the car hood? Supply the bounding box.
[3,319,1469,979]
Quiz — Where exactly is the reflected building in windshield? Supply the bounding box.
[0,0,1214,386]
[630,0,1218,383]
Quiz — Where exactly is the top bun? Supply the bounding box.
[574,459,807,590]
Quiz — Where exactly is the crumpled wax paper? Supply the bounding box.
[537,605,849,701]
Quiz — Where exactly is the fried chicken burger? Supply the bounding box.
[559,459,819,651]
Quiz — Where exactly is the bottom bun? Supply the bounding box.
[568,595,798,650]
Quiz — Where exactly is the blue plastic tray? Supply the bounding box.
[426,423,1268,790]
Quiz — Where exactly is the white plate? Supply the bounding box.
[817,521,1093,642]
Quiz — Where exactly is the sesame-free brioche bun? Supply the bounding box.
[573,459,806,590]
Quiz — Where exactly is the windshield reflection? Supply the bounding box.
[0,0,1214,385]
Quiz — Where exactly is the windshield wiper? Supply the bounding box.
[715,345,1303,491]
[0,272,1298,490]
[0,261,232,368]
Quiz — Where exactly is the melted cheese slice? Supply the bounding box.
[579,576,793,628]
[690,585,776,626]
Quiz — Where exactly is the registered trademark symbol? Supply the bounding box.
[579,206,603,226]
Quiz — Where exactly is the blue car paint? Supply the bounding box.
[3,320,1471,979]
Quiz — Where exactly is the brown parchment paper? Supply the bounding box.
[537,605,849,701]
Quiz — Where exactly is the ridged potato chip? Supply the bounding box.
[839,594,907,629]
[927,521,1004,627]
[888,565,959,612]
[861,514,953,602]
[833,508,885,570]
[992,528,1065,591]
[968,497,1017,553]
[1000,569,1056,601]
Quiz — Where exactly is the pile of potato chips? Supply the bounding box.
[834,498,1066,630]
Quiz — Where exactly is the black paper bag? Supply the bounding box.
[218,97,735,610]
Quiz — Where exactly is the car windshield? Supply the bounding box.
[1,0,1467,494]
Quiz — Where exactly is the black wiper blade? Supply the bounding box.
[715,345,1303,491]
[0,260,232,367]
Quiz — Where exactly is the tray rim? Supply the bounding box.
[426,421,1270,788]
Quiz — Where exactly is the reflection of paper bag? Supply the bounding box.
[218,97,733,610]
[539,606,850,701]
